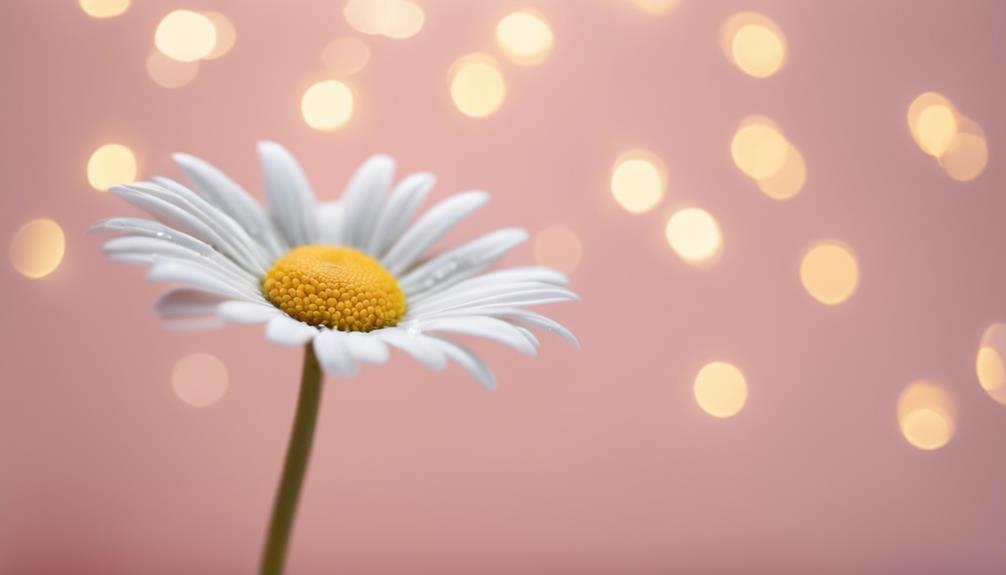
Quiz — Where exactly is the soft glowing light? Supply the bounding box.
[665,207,722,266]
[203,12,237,60]
[897,380,955,451]
[977,323,1006,405]
[449,53,506,118]
[9,219,65,279]
[301,80,354,131]
[87,143,138,191]
[631,0,681,14]
[533,226,583,275]
[172,353,229,407]
[496,10,554,66]
[799,241,859,306]
[610,150,666,214]
[145,50,200,89]
[694,361,748,418]
[722,13,786,78]
[343,0,425,39]
[907,92,958,157]
[756,143,806,200]
[731,118,790,180]
[79,0,130,18]
[939,119,988,182]
[322,36,371,77]
[155,10,217,62]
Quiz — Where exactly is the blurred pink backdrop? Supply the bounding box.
[2,1,1005,573]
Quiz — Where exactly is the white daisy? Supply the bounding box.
[93,141,578,388]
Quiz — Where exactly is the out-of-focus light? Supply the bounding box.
[939,119,988,182]
[301,80,354,131]
[907,92,957,157]
[610,150,666,214]
[172,353,229,407]
[721,13,786,78]
[799,240,859,306]
[449,53,506,118]
[343,0,425,39]
[496,10,554,66]
[322,36,371,77]
[146,50,199,89]
[631,0,681,15]
[977,323,1006,406]
[87,143,137,191]
[202,12,237,60]
[694,361,748,418]
[756,143,806,200]
[731,117,790,180]
[533,226,583,275]
[897,380,955,451]
[79,0,130,18]
[155,10,217,62]
[665,207,722,266]
[9,219,65,279]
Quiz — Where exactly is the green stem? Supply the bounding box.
[260,344,324,575]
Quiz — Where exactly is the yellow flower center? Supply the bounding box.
[262,245,406,331]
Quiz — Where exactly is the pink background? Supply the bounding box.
[2,1,1005,573]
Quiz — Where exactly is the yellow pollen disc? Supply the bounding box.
[263,245,406,331]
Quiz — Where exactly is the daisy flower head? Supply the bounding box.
[93,141,579,388]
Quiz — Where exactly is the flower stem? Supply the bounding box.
[260,344,324,575]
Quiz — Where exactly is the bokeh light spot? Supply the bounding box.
[610,150,666,214]
[145,50,200,89]
[722,13,786,78]
[665,207,722,266]
[172,353,229,407]
[914,105,958,158]
[449,53,506,118]
[79,0,130,18]
[939,127,988,182]
[756,143,806,200]
[322,36,371,77]
[731,119,790,180]
[343,0,425,39]
[694,361,748,418]
[9,219,65,279]
[897,380,955,451]
[203,12,237,60]
[977,323,1006,406]
[800,241,859,306]
[533,226,583,275]
[155,10,217,62]
[496,10,554,66]
[631,0,681,14]
[87,143,137,191]
[301,80,355,131]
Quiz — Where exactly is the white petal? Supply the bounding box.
[162,316,226,331]
[338,154,394,249]
[258,141,319,247]
[154,289,227,317]
[173,152,286,257]
[317,201,345,245]
[145,178,275,273]
[340,332,390,364]
[421,316,538,356]
[218,301,281,324]
[426,336,496,389]
[382,191,489,275]
[400,228,528,298]
[103,235,258,287]
[451,266,570,289]
[91,218,211,255]
[455,307,580,348]
[407,282,578,317]
[372,328,447,371]
[313,330,357,376]
[147,261,259,301]
[366,172,435,256]
[265,315,318,347]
